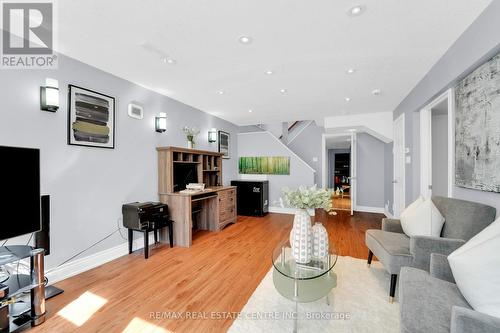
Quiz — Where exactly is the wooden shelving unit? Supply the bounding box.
[156,146,236,248]
[157,146,223,193]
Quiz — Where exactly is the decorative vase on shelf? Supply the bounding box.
[187,140,194,149]
[312,222,329,259]
[289,209,313,264]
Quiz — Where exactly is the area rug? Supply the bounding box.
[228,256,400,333]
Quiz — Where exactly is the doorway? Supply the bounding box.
[322,134,356,214]
[420,89,454,198]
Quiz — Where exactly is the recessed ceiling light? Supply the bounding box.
[238,36,253,44]
[345,97,351,102]
[348,128,357,132]
[347,5,366,17]
[248,109,253,113]
[162,57,176,64]
[280,89,287,93]
[217,90,225,95]
[265,70,274,75]
[372,89,381,96]
[346,68,356,74]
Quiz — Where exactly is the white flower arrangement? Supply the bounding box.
[182,126,200,145]
[282,185,334,212]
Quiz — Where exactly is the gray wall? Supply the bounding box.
[356,133,386,208]
[287,122,325,186]
[432,114,449,196]
[237,132,315,206]
[287,123,389,210]
[392,0,500,214]
[0,53,239,269]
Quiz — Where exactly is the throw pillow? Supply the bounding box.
[400,197,445,237]
[448,218,500,318]
[400,196,424,220]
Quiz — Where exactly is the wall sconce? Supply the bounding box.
[40,78,59,112]
[208,128,217,142]
[155,112,167,133]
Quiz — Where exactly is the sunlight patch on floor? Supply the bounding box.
[123,317,172,333]
[57,291,108,326]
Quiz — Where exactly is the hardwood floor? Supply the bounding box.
[332,195,351,211]
[30,211,382,333]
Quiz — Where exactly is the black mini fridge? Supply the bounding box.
[231,180,269,216]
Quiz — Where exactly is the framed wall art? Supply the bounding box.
[218,130,230,159]
[68,85,115,149]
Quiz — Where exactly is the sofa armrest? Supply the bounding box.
[451,306,500,333]
[382,218,404,233]
[410,236,465,271]
[430,253,455,283]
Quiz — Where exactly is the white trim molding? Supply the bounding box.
[354,205,385,214]
[419,88,455,198]
[287,120,314,144]
[45,234,155,285]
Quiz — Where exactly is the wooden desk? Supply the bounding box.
[159,186,237,247]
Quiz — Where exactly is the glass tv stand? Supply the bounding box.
[0,245,45,332]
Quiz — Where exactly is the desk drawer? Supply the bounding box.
[219,189,236,201]
[219,203,235,219]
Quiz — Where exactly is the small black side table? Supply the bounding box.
[127,219,173,259]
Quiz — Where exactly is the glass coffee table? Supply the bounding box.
[272,240,338,332]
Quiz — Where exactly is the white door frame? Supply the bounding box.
[393,113,406,217]
[419,88,454,198]
[350,132,357,216]
[322,133,351,189]
[321,133,356,214]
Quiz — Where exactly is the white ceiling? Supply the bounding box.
[57,0,491,126]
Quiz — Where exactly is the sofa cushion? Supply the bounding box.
[401,197,445,237]
[448,218,500,318]
[365,230,412,274]
[399,267,471,333]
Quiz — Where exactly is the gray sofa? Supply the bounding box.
[400,253,500,333]
[365,196,496,301]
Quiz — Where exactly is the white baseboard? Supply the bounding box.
[354,205,385,214]
[268,206,296,215]
[45,234,155,285]
[384,209,394,218]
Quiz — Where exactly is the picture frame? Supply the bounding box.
[68,85,115,149]
[218,130,230,159]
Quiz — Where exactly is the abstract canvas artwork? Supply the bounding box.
[68,85,115,149]
[218,130,230,159]
[239,156,290,175]
[455,53,500,193]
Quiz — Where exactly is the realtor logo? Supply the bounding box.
[1,1,57,69]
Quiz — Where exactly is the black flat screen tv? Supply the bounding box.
[173,163,198,192]
[0,146,41,240]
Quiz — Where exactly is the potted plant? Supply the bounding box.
[282,186,334,263]
[182,126,200,149]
